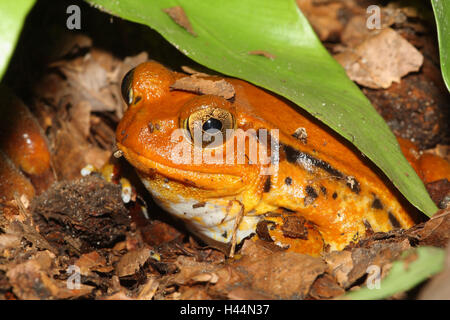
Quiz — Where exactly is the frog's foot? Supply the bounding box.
[256,210,325,257]
[81,163,135,204]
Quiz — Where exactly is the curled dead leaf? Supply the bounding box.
[170,77,235,99]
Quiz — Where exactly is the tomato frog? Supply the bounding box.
[115,61,443,256]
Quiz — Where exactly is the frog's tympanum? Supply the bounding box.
[116,61,428,256]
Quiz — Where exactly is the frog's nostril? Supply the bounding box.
[121,68,135,105]
[202,118,223,132]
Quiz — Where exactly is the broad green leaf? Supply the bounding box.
[0,0,36,80]
[88,0,438,216]
[432,0,450,92]
[343,247,445,300]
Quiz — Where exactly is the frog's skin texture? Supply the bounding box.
[0,87,53,197]
[116,61,420,255]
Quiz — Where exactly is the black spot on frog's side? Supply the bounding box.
[332,192,338,199]
[222,231,228,239]
[304,185,318,206]
[388,212,401,229]
[134,96,142,104]
[263,176,271,193]
[281,144,343,178]
[320,185,327,196]
[285,177,292,186]
[371,197,383,210]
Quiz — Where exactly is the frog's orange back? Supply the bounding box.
[116,61,437,255]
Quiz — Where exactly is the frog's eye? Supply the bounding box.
[121,68,135,105]
[185,108,234,148]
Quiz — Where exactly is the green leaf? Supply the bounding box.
[432,0,450,92]
[0,0,36,80]
[87,0,438,216]
[343,247,445,300]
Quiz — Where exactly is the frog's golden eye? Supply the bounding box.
[121,68,135,105]
[185,108,234,148]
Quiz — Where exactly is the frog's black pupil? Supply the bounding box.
[121,68,135,104]
[202,118,222,132]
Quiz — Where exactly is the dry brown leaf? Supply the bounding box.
[0,234,21,251]
[104,291,134,300]
[171,256,218,286]
[56,52,119,113]
[116,248,151,277]
[423,145,450,162]
[75,251,109,276]
[5,220,57,255]
[6,250,93,299]
[418,241,450,299]
[52,33,93,60]
[347,240,410,285]
[226,287,274,300]
[164,6,197,36]
[296,0,346,41]
[238,252,325,299]
[69,101,91,139]
[52,121,109,180]
[335,28,423,89]
[410,208,450,247]
[170,77,235,100]
[425,179,450,209]
[324,250,353,288]
[178,286,212,300]
[181,65,211,77]
[309,273,345,299]
[137,277,160,300]
[248,50,276,60]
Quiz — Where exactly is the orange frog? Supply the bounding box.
[116,61,442,256]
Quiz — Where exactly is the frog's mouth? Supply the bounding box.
[117,142,253,195]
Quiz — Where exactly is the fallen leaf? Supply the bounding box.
[324,250,353,288]
[137,277,160,300]
[296,0,347,41]
[335,28,423,89]
[116,248,151,277]
[248,50,276,60]
[75,251,109,276]
[410,208,450,247]
[164,6,197,36]
[170,76,235,99]
[6,251,93,299]
[418,241,450,299]
[309,273,345,299]
[170,256,218,286]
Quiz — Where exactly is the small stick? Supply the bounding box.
[229,202,244,258]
